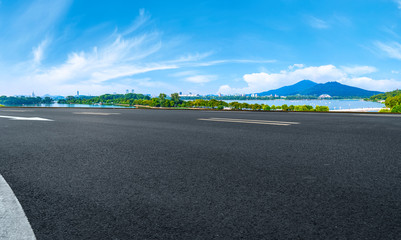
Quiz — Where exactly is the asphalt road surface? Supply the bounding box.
[1,108,401,239]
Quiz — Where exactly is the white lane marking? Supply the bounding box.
[209,118,300,125]
[198,118,300,126]
[353,114,401,117]
[0,174,36,240]
[0,115,53,121]
[73,112,121,116]
[331,108,385,112]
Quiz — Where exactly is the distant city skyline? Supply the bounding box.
[1,0,401,96]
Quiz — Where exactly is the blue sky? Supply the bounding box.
[1,0,401,96]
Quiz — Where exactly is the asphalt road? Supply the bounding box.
[1,108,401,239]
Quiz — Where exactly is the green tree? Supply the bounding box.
[240,103,250,110]
[229,101,241,110]
[391,104,401,113]
[315,105,329,112]
[262,105,271,111]
[151,98,160,107]
[159,93,167,107]
[385,95,401,109]
[171,93,180,107]
[42,97,53,104]
[251,104,262,110]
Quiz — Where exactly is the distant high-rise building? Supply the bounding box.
[77,91,79,96]
[126,89,129,94]
[179,92,182,95]
[131,89,134,93]
[32,91,35,97]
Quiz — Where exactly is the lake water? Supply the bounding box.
[2,103,135,108]
[225,99,385,111]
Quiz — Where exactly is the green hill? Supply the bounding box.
[370,89,401,101]
[370,89,401,113]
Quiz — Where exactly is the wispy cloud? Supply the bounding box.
[32,38,50,65]
[306,16,330,29]
[122,8,150,36]
[170,70,199,77]
[31,31,175,85]
[185,75,217,84]
[375,41,401,60]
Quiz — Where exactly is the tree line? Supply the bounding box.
[0,93,331,112]
[59,93,329,111]
[181,95,363,101]
[370,90,401,113]
[0,96,53,105]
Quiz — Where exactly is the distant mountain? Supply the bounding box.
[257,80,318,96]
[256,80,382,97]
[299,82,382,97]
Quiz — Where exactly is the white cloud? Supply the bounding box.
[32,38,49,64]
[218,64,401,94]
[30,32,172,86]
[288,64,304,70]
[341,66,377,75]
[375,41,401,60]
[341,77,401,92]
[185,75,217,83]
[307,16,329,29]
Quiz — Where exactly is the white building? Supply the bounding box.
[319,94,331,98]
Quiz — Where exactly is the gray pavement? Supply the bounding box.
[0,108,401,239]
